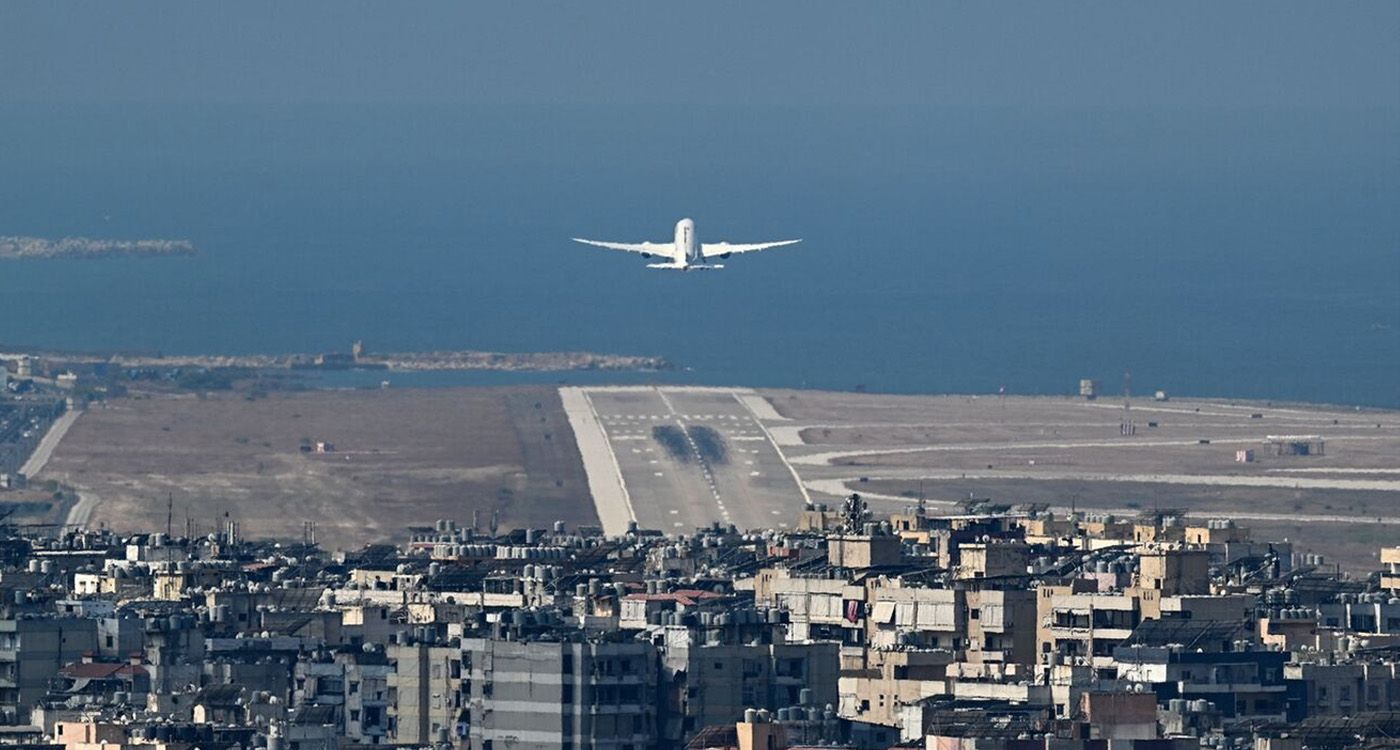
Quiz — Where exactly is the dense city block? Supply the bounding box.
[0,491,1395,749]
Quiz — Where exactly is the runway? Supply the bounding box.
[560,387,808,535]
[563,387,1400,559]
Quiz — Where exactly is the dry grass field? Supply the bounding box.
[37,387,595,549]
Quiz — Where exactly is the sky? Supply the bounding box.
[2,3,1397,112]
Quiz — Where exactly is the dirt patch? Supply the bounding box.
[37,387,594,549]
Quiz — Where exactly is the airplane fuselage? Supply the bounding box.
[675,218,698,265]
[646,218,712,270]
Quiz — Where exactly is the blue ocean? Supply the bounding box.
[1,104,1396,407]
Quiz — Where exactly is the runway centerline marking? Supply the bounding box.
[656,388,727,518]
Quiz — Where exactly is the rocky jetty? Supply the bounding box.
[0,236,196,259]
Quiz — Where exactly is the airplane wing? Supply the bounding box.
[572,238,675,260]
[701,239,801,258]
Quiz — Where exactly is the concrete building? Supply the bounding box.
[840,647,953,728]
[294,647,392,744]
[660,636,838,744]
[1286,661,1400,716]
[1114,619,1294,724]
[387,641,461,746]
[953,541,1029,580]
[462,637,657,750]
[755,569,863,645]
[0,618,99,724]
[828,532,902,570]
[866,584,963,652]
[963,588,1037,665]
[1036,584,1144,670]
[1381,547,1400,593]
[0,484,1397,749]
[1137,548,1210,596]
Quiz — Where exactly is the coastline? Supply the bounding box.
[0,346,672,375]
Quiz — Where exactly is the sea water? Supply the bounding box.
[0,104,1395,407]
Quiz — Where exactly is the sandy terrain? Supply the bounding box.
[36,387,595,549]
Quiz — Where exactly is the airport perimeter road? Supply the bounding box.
[561,387,807,533]
[21,407,81,477]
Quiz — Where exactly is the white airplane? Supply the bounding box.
[573,218,799,270]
